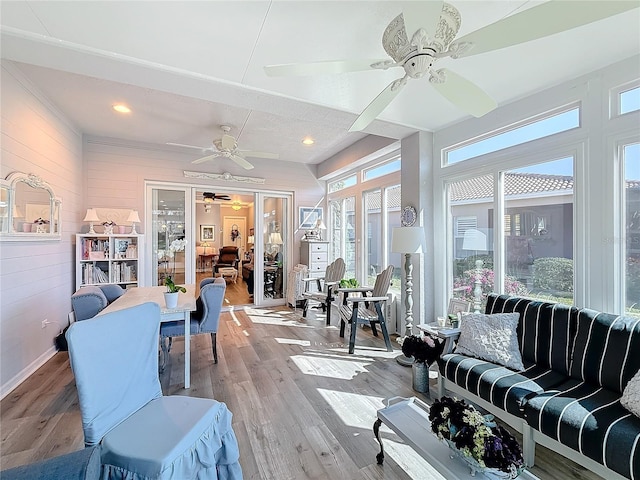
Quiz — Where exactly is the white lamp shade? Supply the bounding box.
[247,235,255,244]
[269,232,283,244]
[83,208,100,222]
[127,210,141,223]
[391,226,425,254]
[315,219,327,230]
[462,228,487,251]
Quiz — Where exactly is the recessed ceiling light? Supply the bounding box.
[112,104,131,114]
[302,137,314,145]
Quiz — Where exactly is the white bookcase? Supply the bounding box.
[76,233,144,289]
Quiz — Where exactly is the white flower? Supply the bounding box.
[169,239,187,253]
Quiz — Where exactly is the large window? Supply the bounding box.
[329,196,356,279]
[625,143,640,316]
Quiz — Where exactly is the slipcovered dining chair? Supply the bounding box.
[301,257,345,325]
[160,277,225,370]
[338,265,394,354]
[65,301,242,479]
[70,284,125,321]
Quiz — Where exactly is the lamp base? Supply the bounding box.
[396,354,414,367]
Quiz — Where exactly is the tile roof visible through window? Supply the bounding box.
[450,173,575,202]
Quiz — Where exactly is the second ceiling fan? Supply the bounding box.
[168,125,279,170]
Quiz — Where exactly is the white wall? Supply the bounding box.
[0,62,83,397]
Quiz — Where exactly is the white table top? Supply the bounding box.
[100,285,197,316]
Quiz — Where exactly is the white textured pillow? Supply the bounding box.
[621,369,640,418]
[454,313,525,372]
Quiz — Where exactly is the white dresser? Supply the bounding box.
[300,240,329,278]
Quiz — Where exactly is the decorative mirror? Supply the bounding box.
[0,172,62,241]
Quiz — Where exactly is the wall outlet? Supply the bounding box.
[41,319,48,329]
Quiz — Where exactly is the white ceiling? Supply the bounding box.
[1,1,639,169]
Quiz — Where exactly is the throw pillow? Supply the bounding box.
[621,368,640,419]
[454,312,525,371]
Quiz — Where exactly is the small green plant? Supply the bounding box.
[164,276,186,294]
[339,278,359,288]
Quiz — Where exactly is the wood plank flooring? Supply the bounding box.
[1,305,605,479]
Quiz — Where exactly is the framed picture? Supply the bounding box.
[299,207,323,229]
[448,298,471,316]
[200,224,215,242]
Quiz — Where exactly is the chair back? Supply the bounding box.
[66,302,162,446]
[325,258,346,285]
[71,286,108,321]
[218,246,239,264]
[196,277,226,333]
[371,265,394,299]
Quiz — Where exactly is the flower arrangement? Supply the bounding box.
[401,334,444,365]
[429,396,524,478]
[453,268,528,306]
[33,217,50,225]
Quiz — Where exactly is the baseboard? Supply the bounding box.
[1,346,57,400]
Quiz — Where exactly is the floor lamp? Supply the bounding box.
[462,228,487,313]
[391,226,425,366]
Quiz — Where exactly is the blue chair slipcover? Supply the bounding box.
[160,277,225,369]
[71,284,125,321]
[66,302,243,479]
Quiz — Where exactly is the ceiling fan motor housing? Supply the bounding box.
[382,3,461,65]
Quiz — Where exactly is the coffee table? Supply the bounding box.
[374,396,539,480]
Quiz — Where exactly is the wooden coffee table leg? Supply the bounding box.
[373,418,384,465]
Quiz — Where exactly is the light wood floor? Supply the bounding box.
[0,306,604,479]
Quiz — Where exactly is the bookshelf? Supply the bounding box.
[76,233,144,289]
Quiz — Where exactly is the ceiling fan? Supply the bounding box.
[167,125,279,170]
[199,192,231,203]
[264,1,637,132]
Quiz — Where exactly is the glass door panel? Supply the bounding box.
[148,187,191,287]
[255,194,288,305]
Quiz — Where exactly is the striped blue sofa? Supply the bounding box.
[437,294,640,480]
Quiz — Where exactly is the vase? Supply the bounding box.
[118,225,126,234]
[445,439,523,479]
[411,362,429,395]
[164,292,179,309]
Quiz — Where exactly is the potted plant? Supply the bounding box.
[164,276,186,309]
[339,278,359,288]
[401,334,445,395]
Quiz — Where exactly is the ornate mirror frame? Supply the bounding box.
[0,171,62,241]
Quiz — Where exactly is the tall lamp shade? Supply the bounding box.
[127,210,141,234]
[269,232,283,245]
[391,226,425,366]
[83,208,100,234]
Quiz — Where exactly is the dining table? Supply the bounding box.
[98,284,197,389]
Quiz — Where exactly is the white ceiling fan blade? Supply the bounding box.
[238,150,279,160]
[192,154,220,165]
[430,69,496,118]
[167,142,208,151]
[230,154,254,170]
[221,134,236,150]
[401,1,443,40]
[451,1,639,59]
[349,78,407,132]
[264,59,389,77]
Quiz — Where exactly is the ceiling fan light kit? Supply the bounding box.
[265,1,638,132]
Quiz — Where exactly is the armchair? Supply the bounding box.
[66,302,242,479]
[160,277,225,370]
[70,284,125,321]
[214,246,240,275]
[301,257,345,325]
[338,265,394,354]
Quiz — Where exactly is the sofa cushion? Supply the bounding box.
[454,312,524,371]
[622,368,640,418]
[486,294,579,377]
[569,310,640,393]
[524,378,640,480]
[439,354,567,417]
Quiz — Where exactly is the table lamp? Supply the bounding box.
[127,210,141,234]
[391,226,426,366]
[83,208,100,234]
[201,241,210,254]
[315,219,327,240]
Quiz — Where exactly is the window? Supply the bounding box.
[621,87,640,115]
[329,197,356,279]
[505,157,574,305]
[328,175,357,193]
[445,107,580,165]
[363,158,401,182]
[625,143,640,316]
